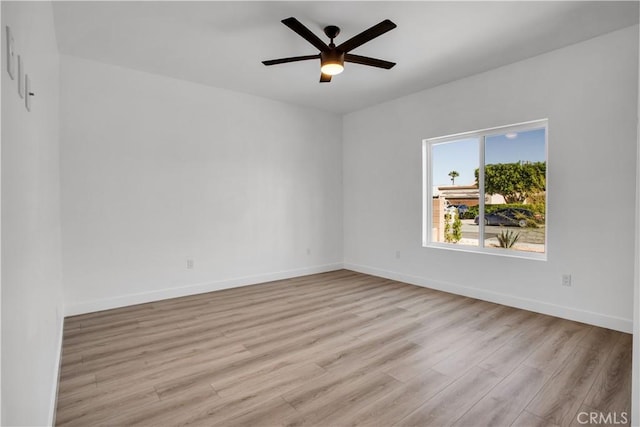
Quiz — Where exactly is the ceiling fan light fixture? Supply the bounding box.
[262,18,397,83]
[320,51,345,76]
[321,62,344,75]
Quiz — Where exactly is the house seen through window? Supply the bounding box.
[423,120,547,259]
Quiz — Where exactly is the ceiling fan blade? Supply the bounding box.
[345,54,396,69]
[262,54,319,66]
[281,17,329,52]
[337,19,397,53]
[320,73,332,83]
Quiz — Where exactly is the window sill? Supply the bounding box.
[423,242,547,261]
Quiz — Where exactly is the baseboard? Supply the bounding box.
[64,263,344,317]
[344,263,633,333]
[63,260,632,331]
[48,313,64,426]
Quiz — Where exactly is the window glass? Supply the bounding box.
[424,120,547,259]
[430,138,479,247]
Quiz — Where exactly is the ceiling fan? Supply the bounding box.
[262,17,397,83]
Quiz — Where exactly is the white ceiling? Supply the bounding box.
[52,1,639,114]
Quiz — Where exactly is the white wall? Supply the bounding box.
[343,25,639,333]
[1,1,63,426]
[60,56,343,314]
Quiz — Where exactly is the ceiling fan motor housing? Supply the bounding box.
[324,25,340,41]
[320,50,345,75]
[321,50,345,65]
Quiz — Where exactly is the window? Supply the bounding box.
[423,120,547,259]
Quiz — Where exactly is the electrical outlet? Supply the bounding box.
[395,250,401,259]
[562,274,572,287]
[186,259,194,270]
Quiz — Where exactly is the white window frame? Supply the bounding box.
[422,119,548,261]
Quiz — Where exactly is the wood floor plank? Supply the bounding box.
[526,343,613,426]
[99,384,218,426]
[512,410,559,427]
[385,324,485,382]
[523,319,591,374]
[577,326,622,352]
[212,362,326,400]
[153,332,356,401]
[224,307,353,341]
[333,368,455,427]
[279,364,379,410]
[430,324,518,378]
[477,315,557,377]
[240,312,362,353]
[136,388,266,426]
[453,365,550,427]
[57,373,96,397]
[55,270,632,426]
[56,386,159,426]
[395,366,503,427]
[104,346,253,400]
[283,371,402,427]
[217,396,298,427]
[582,333,633,416]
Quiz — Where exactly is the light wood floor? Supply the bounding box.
[56,270,632,426]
